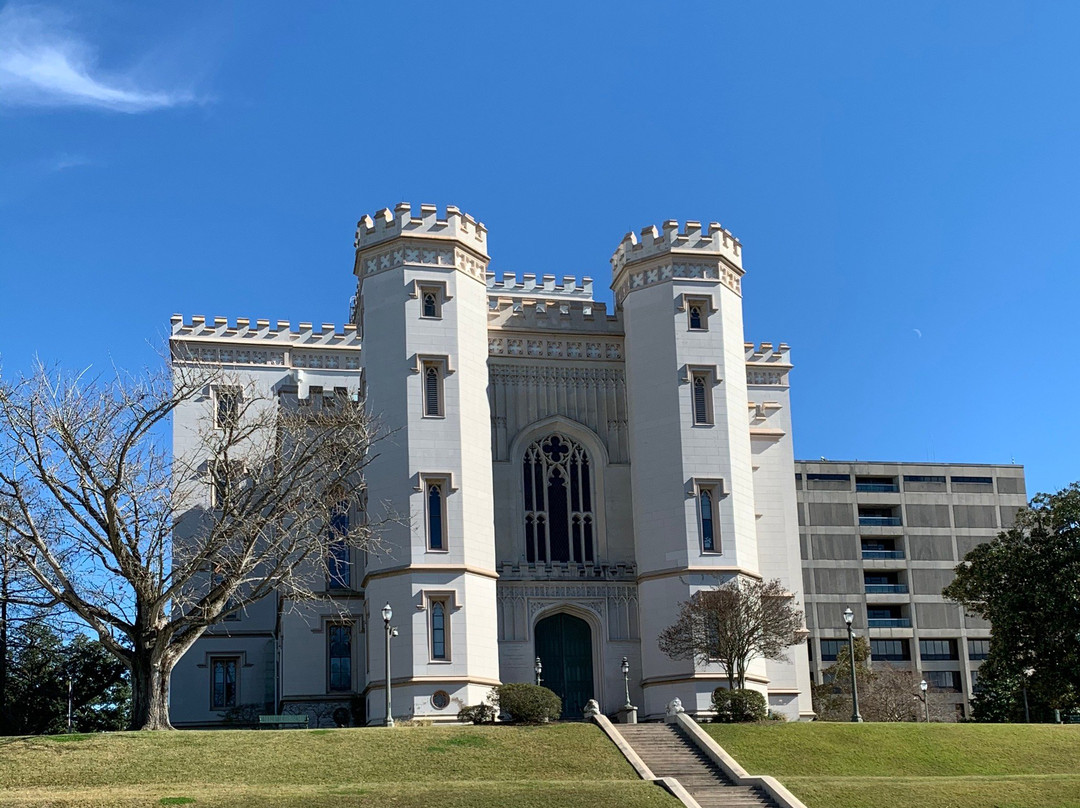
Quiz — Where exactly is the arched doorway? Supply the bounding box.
[534,612,594,719]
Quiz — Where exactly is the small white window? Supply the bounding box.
[684,296,710,331]
[691,373,712,425]
[421,288,441,319]
[213,386,241,429]
[210,460,243,508]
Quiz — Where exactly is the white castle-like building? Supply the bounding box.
[169,203,813,726]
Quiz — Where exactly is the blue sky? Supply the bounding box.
[0,1,1075,497]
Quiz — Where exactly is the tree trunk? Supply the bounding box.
[129,646,174,730]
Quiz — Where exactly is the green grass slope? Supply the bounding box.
[0,725,677,808]
[706,723,1080,808]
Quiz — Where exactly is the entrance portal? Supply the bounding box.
[534,612,594,719]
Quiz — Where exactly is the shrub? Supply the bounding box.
[711,687,767,723]
[492,683,561,723]
[458,703,496,724]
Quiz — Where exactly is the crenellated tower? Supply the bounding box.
[614,220,764,717]
[353,203,500,723]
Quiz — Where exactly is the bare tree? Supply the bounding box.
[0,359,386,730]
[657,577,807,690]
[812,644,953,722]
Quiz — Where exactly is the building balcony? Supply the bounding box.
[865,584,909,595]
[862,549,905,560]
[859,516,902,527]
[868,618,912,628]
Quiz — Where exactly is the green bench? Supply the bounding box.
[258,714,309,729]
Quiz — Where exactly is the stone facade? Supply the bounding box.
[168,204,1018,727]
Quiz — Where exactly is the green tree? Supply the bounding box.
[944,482,1080,719]
[4,620,130,734]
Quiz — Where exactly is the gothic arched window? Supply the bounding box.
[689,305,703,330]
[523,434,595,564]
[700,489,715,552]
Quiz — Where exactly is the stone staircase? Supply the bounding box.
[617,724,778,808]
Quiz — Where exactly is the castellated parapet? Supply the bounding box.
[611,220,742,275]
[610,219,745,305]
[169,315,361,372]
[744,341,792,387]
[486,272,594,301]
[353,203,490,285]
[354,202,487,255]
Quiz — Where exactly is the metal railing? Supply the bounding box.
[865,584,909,594]
[856,483,899,492]
[867,618,912,628]
[859,516,902,526]
[862,549,905,560]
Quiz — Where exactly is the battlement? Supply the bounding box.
[170,315,361,348]
[354,202,487,255]
[744,341,791,363]
[486,272,595,301]
[611,219,742,276]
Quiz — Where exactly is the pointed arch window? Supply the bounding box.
[523,434,595,564]
[692,375,710,424]
[422,290,440,318]
[424,366,442,417]
[427,482,445,551]
[700,489,715,552]
[689,305,703,330]
[431,601,447,659]
[327,495,351,589]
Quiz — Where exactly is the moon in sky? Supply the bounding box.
[913,328,923,338]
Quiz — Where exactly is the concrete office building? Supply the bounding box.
[796,461,1027,717]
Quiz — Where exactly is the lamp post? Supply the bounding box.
[534,657,543,686]
[621,657,632,708]
[1023,667,1035,723]
[66,668,73,734]
[843,607,863,723]
[382,602,394,727]
[919,678,929,723]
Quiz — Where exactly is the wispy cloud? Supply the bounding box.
[0,4,196,113]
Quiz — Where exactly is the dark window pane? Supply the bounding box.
[432,602,446,659]
[700,490,714,552]
[428,484,443,550]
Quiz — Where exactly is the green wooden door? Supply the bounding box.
[535,613,594,719]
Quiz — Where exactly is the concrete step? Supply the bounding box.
[615,723,779,808]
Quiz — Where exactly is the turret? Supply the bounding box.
[353,203,500,724]
[616,218,761,719]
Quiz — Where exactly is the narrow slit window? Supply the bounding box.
[423,364,443,417]
[427,482,445,550]
[700,490,715,552]
[431,601,447,660]
[327,500,351,589]
[692,374,711,425]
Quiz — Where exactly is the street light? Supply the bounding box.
[382,602,395,728]
[534,657,543,686]
[621,657,632,708]
[1023,667,1035,723]
[843,607,863,723]
[919,678,929,723]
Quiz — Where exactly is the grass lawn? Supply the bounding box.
[706,722,1080,808]
[0,724,678,808]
